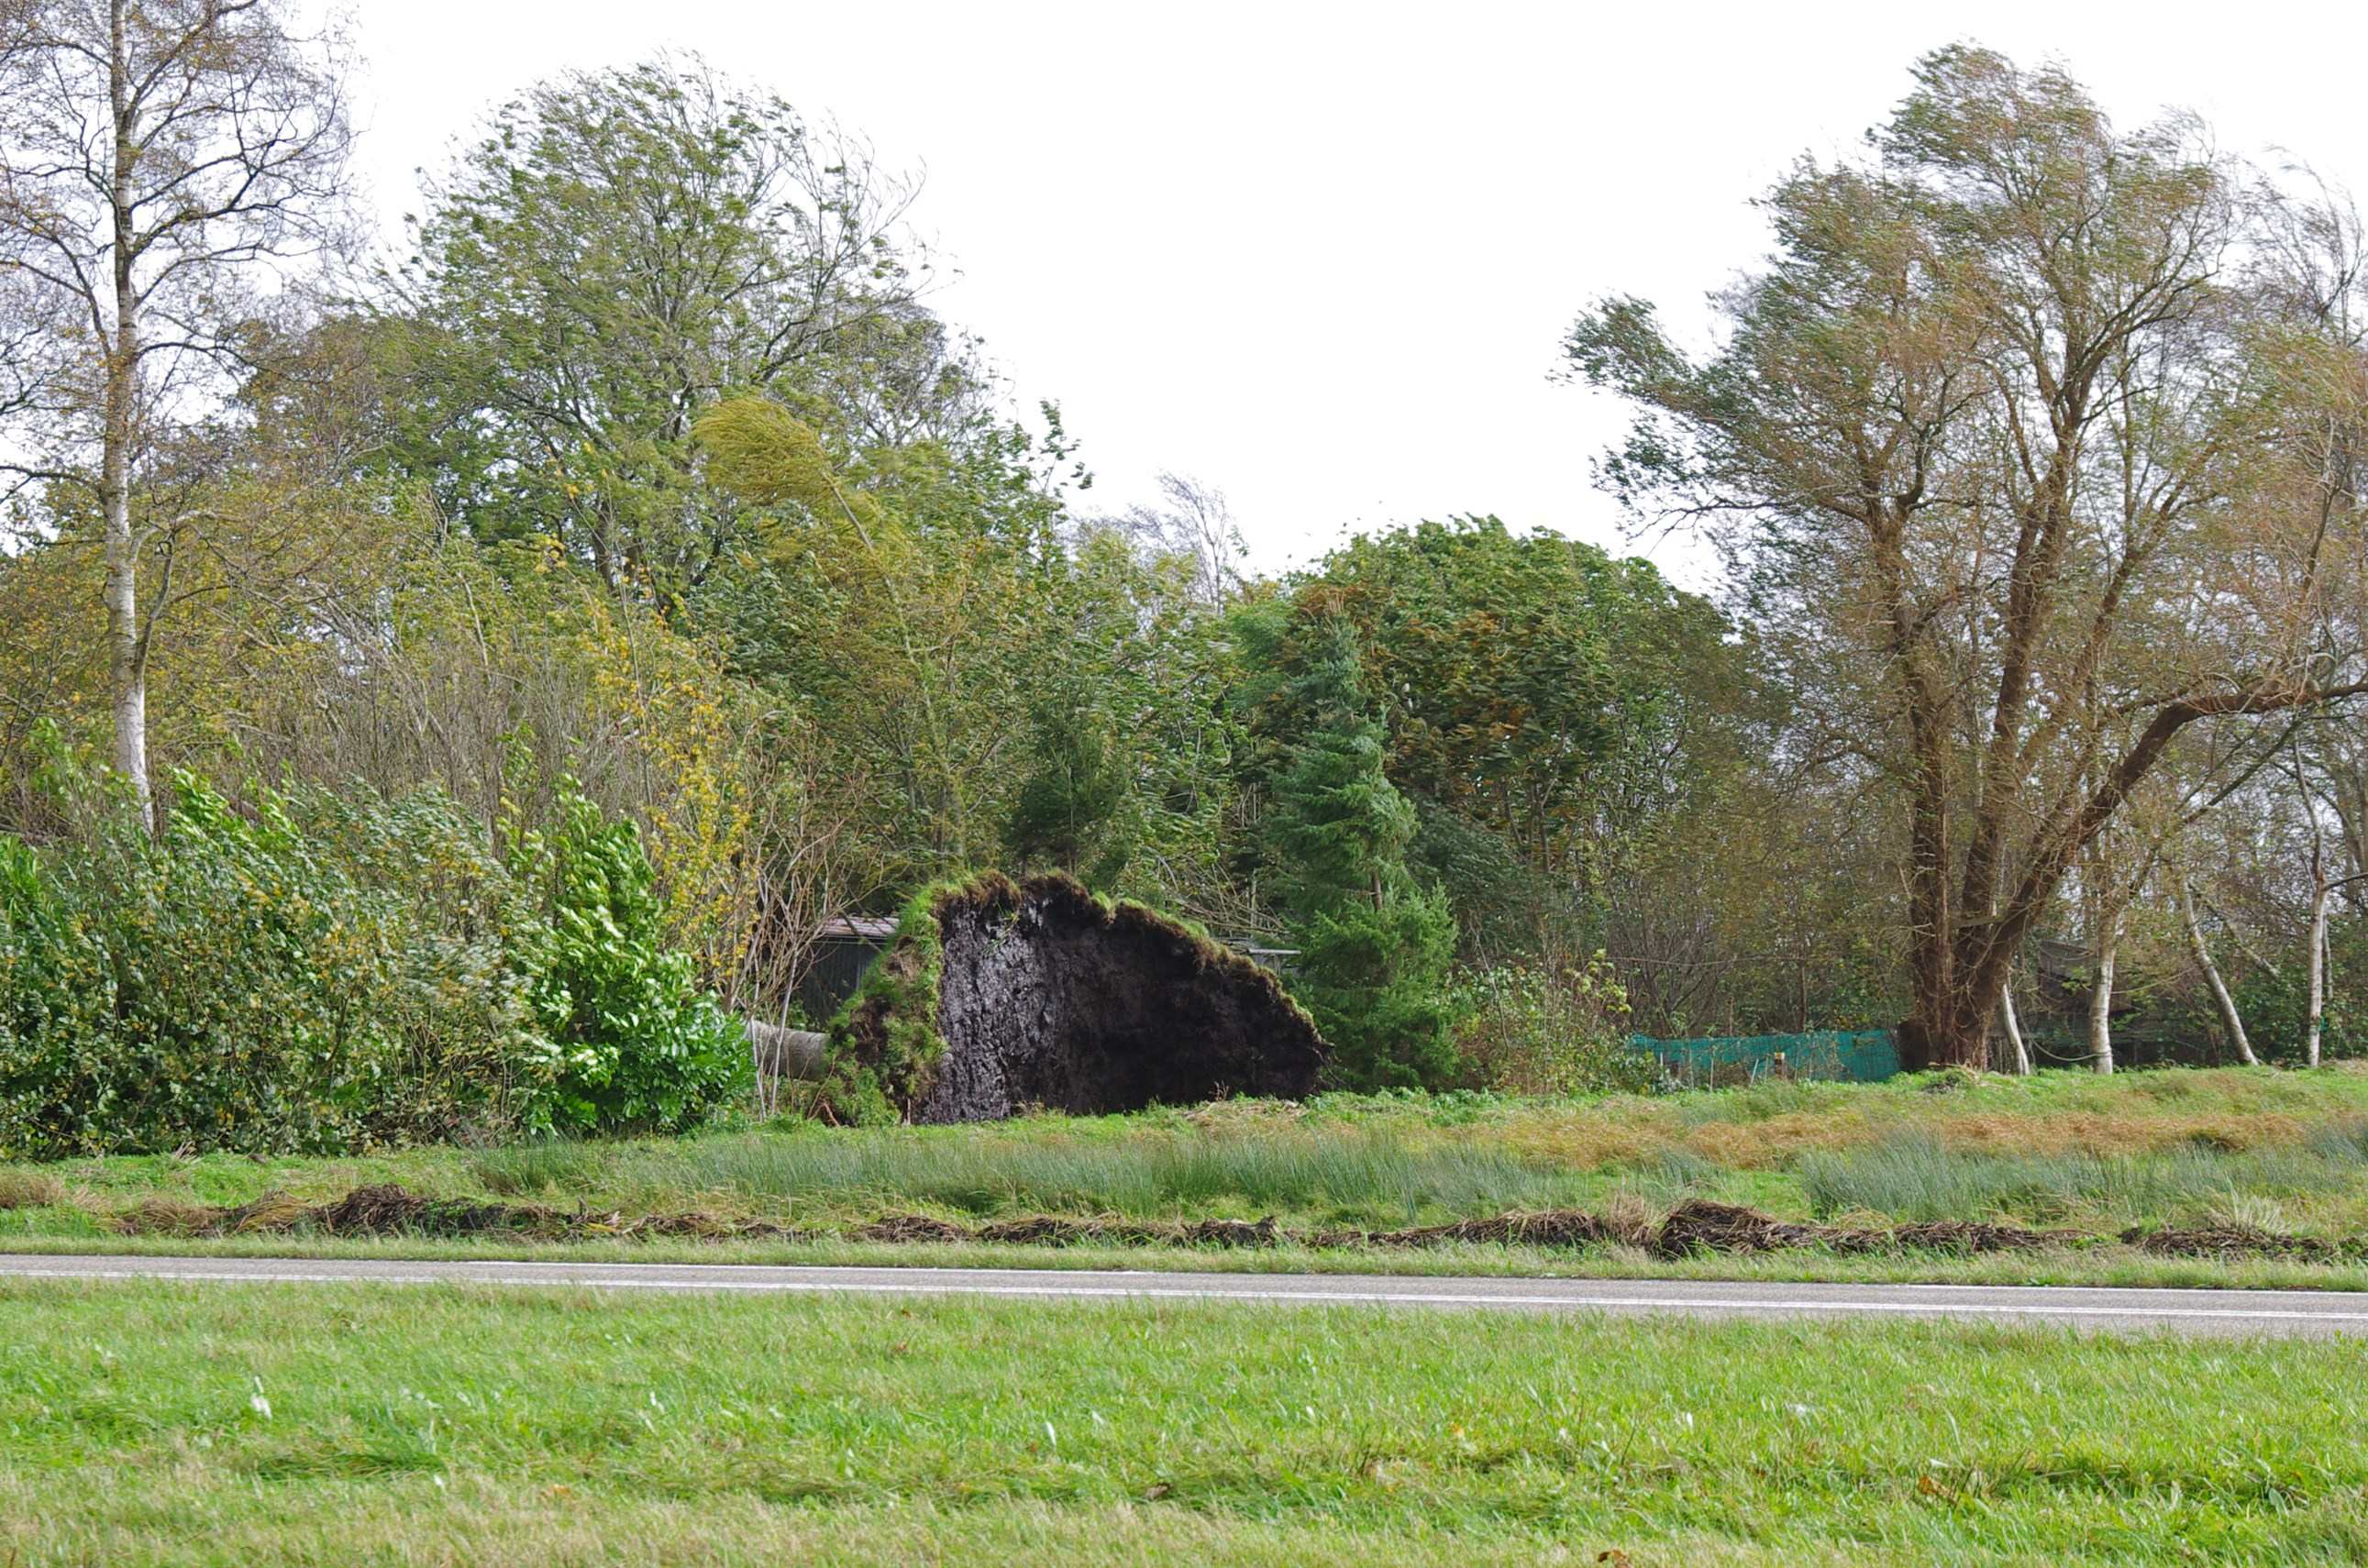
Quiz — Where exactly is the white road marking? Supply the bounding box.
[3,1254,2365,1334]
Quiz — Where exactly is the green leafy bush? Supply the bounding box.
[1450,956,1654,1097]
[510,787,747,1133]
[0,774,545,1155]
[0,767,743,1155]
[2230,918,2362,1064]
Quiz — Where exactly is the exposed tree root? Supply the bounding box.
[835,872,1328,1123]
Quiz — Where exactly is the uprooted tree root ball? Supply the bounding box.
[824,872,1328,1123]
[103,1185,2365,1262]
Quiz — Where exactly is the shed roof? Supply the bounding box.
[816,915,902,942]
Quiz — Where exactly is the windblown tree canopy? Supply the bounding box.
[383,59,976,606]
[1308,517,1755,931]
[9,36,2364,1121]
[1567,46,2368,1067]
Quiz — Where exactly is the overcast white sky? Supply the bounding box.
[349,2,2368,587]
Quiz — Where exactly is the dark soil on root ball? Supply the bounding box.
[921,874,1327,1123]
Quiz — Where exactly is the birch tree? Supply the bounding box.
[2182,873,2259,1065]
[0,0,350,823]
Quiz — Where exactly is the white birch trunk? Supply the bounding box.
[2307,870,2330,1069]
[1998,973,2032,1076]
[104,0,150,828]
[2089,921,2119,1075]
[2183,878,2257,1066]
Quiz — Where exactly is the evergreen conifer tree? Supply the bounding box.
[1005,693,1129,887]
[1259,607,1457,1088]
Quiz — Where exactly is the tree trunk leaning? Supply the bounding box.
[2183,878,2258,1066]
[1998,975,2032,1076]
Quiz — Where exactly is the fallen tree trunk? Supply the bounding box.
[746,1020,829,1080]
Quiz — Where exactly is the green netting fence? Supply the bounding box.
[1624,1029,1898,1088]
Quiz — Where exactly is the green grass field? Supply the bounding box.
[2,1279,2363,1565]
[10,1068,2368,1562]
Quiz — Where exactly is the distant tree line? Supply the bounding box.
[0,14,2361,1141]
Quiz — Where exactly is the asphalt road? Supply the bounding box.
[3,1253,2366,1336]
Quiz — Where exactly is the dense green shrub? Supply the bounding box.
[0,770,742,1155]
[2230,918,2362,1065]
[1450,956,1654,1096]
[0,774,543,1155]
[510,788,747,1132]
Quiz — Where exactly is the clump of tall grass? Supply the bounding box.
[1671,1076,1850,1126]
[0,1169,62,1209]
[1795,1129,2358,1224]
[680,1128,1585,1225]
[1610,1150,1718,1210]
[470,1140,607,1197]
[2307,1120,2368,1165]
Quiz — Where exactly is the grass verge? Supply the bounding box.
[4,1280,2365,1565]
[7,1066,2368,1286]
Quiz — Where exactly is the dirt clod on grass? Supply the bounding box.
[1884,1220,2080,1254]
[2121,1224,2342,1261]
[1653,1200,1846,1256]
[113,1185,823,1242]
[971,1216,1282,1248]
[1310,1209,1612,1251]
[853,1215,975,1245]
[111,1184,598,1240]
[304,1184,564,1237]
[631,1212,807,1241]
[1652,1200,2078,1258]
[95,1184,2324,1264]
[865,1214,1283,1248]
